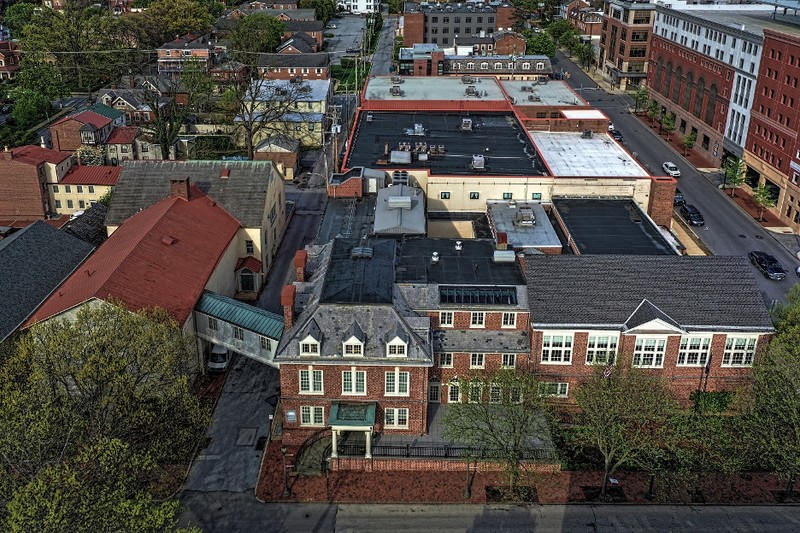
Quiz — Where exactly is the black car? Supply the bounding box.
[748,250,787,281]
[674,188,685,206]
[610,129,623,142]
[679,204,704,226]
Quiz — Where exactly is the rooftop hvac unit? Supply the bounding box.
[455,240,463,251]
[366,112,374,122]
[508,200,517,208]
[391,75,404,83]
[405,123,426,136]
[387,196,412,210]
[471,154,486,170]
[461,118,473,131]
[528,94,541,102]
[516,207,535,226]
[431,251,440,264]
[350,247,374,259]
[493,250,516,263]
[581,130,593,139]
[465,85,477,96]
[390,86,404,96]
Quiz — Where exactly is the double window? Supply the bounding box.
[677,336,711,366]
[439,311,454,327]
[385,369,409,396]
[387,342,406,357]
[208,316,218,331]
[384,408,409,428]
[541,333,573,364]
[723,337,757,367]
[342,369,366,395]
[502,353,516,368]
[540,382,569,398]
[502,312,516,328]
[439,353,453,368]
[299,368,324,394]
[344,342,363,356]
[233,326,244,341]
[300,406,324,426]
[586,334,618,364]
[300,342,319,355]
[633,338,666,368]
[470,353,484,368]
[470,312,485,328]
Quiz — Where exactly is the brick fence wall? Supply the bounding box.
[330,456,562,473]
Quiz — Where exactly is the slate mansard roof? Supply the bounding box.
[525,255,775,332]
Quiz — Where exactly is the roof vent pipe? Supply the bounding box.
[431,251,440,264]
[455,240,463,252]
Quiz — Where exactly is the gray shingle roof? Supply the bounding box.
[277,32,315,53]
[63,203,109,247]
[624,299,680,330]
[0,221,94,340]
[432,329,530,353]
[284,20,324,32]
[526,255,774,332]
[105,160,280,228]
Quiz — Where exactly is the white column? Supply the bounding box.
[331,429,338,458]
[365,430,372,459]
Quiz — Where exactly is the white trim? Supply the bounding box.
[722,335,758,367]
[439,310,454,327]
[299,367,324,395]
[342,367,367,396]
[385,367,410,397]
[501,312,517,329]
[384,407,409,429]
[541,331,573,364]
[632,336,667,368]
[300,405,325,426]
[470,311,485,328]
[585,332,619,365]
[677,335,712,367]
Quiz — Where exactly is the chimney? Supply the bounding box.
[281,285,296,330]
[40,136,47,149]
[3,145,10,160]
[517,252,527,276]
[496,232,508,250]
[170,177,190,200]
[294,250,308,282]
[220,167,230,179]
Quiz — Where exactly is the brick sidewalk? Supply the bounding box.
[257,441,788,505]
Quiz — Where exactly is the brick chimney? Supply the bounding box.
[170,177,190,200]
[517,252,527,277]
[294,250,308,282]
[281,285,296,330]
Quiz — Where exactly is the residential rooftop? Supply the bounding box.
[345,112,545,176]
[552,198,677,255]
[529,131,649,177]
[364,76,506,101]
[500,79,586,107]
[486,200,561,251]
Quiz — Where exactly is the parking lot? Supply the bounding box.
[324,14,366,65]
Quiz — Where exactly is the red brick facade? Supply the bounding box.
[327,177,363,198]
[50,120,85,153]
[258,65,330,80]
[0,152,47,219]
[330,456,561,472]
[403,12,425,47]
[647,176,677,227]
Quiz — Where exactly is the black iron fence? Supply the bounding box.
[338,443,558,462]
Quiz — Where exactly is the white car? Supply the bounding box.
[662,161,681,178]
[208,344,230,372]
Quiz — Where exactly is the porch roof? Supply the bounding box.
[329,401,376,427]
[195,291,284,339]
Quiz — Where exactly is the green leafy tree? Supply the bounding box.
[3,1,37,35]
[632,86,649,113]
[646,99,661,127]
[442,370,552,493]
[15,55,69,102]
[231,14,286,61]
[661,113,676,140]
[299,0,336,23]
[545,18,574,43]
[75,145,105,165]
[10,88,51,128]
[681,131,697,156]
[576,42,596,69]
[135,0,215,47]
[574,361,676,497]
[560,31,581,57]
[6,438,195,533]
[752,184,776,221]
[723,156,746,197]
[526,31,557,58]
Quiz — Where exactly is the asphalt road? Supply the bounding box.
[325,14,366,65]
[369,14,398,76]
[552,52,797,306]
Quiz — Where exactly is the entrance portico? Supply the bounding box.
[328,401,376,459]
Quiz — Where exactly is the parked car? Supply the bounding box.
[679,204,705,226]
[674,188,685,206]
[208,344,230,372]
[662,161,681,178]
[748,250,787,281]
[610,129,623,142]
[326,23,337,29]
[346,46,360,53]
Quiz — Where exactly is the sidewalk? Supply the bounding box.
[257,441,790,505]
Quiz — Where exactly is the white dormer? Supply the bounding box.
[299,319,322,356]
[387,323,409,358]
[343,321,366,357]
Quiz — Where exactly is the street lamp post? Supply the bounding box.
[463,456,471,499]
[281,444,290,498]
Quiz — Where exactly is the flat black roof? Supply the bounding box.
[396,238,526,285]
[345,112,546,176]
[321,238,396,304]
[553,198,676,255]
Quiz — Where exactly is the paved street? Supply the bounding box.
[324,14,366,64]
[370,14,398,76]
[553,51,798,305]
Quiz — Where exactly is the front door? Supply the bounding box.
[428,382,440,403]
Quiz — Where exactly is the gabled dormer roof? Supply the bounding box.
[388,322,409,344]
[623,299,683,334]
[304,318,322,343]
[344,320,365,344]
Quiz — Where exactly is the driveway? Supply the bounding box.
[325,15,366,64]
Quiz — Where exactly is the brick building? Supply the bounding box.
[50,106,123,153]
[256,53,330,80]
[526,255,774,404]
[0,145,72,222]
[403,1,515,47]
[157,33,216,74]
[397,44,552,78]
[599,0,654,90]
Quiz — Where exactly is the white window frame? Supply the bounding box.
[469,383,482,403]
[470,353,484,369]
[387,340,407,358]
[502,353,516,368]
[384,407,409,428]
[233,326,244,341]
[300,341,319,355]
[489,383,502,404]
[299,368,324,394]
[677,336,712,367]
[470,312,485,328]
[585,333,619,365]
[343,341,363,356]
[342,368,367,396]
[540,382,569,398]
[385,368,410,396]
[439,352,453,368]
[633,337,667,368]
[300,405,325,426]
[439,311,454,327]
[207,316,218,331]
[502,312,517,328]
[541,332,573,364]
[723,336,758,367]
[448,380,461,403]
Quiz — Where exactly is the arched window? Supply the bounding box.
[693,77,705,118]
[705,83,718,125]
[664,61,674,98]
[682,71,693,111]
[672,66,682,105]
[653,56,663,93]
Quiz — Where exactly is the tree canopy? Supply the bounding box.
[231,14,287,61]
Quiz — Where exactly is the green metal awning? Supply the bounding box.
[328,402,376,427]
[195,291,284,339]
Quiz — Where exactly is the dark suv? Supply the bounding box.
[679,204,704,226]
[674,188,685,206]
[748,250,787,281]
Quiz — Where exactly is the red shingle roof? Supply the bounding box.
[60,165,121,186]
[26,190,241,327]
[235,256,262,272]
[9,145,72,165]
[106,126,139,145]
[52,110,111,129]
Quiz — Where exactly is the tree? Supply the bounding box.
[3,1,37,35]
[135,0,215,47]
[10,88,51,128]
[752,184,776,221]
[661,113,676,140]
[560,31,581,57]
[723,156,746,197]
[646,99,661,127]
[5,438,194,533]
[138,78,190,160]
[441,370,551,493]
[15,55,69,102]
[299,0,336,23]
[230,14,286,61]
[544,18,573,42]
[574,362,676,497]
[75,145,105,165]
[576,42,596,69]
[681,131,697,156]
[526,31,557,58]
[632,86,649,113]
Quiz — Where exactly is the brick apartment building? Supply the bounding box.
[599,0,654,90]
[0,146,71,222]
[157,33,216,74]
[256,53,330,80]
[403,1,515,47]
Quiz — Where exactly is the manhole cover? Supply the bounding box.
[236,427,258,446]
[755,235,764,239]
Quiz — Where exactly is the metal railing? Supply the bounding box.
[291,426,330,474]
[338,443,558,462]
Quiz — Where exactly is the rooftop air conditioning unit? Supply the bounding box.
[461,118,473,131]
[581,130,593,139]
[471,154,486,170]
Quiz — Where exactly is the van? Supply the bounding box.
[208,344,230,372]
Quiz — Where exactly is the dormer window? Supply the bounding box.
[387,343,406,357]
[300,342,319,355]
[343,321,366,357]
[343,341,363,356]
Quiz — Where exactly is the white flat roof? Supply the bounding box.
[530,132,650,178]
[561,109,607,120]
[364,76,506,101]
[487,201,561,250]
[500,80,587,107]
